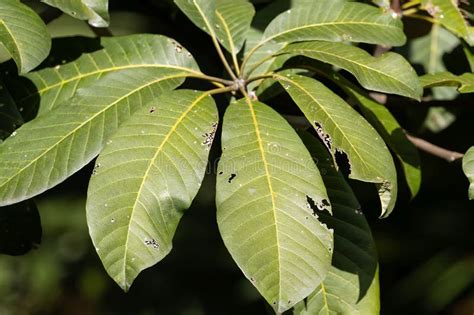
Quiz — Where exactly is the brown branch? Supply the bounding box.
[405,134,464,162]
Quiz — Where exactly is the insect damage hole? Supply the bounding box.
[228,173,236,183]
[335,149,351,177]
[202,122,218,147]
[306,195,330,215]
[314,122,332,150]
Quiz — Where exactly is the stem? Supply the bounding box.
[208,85,238,95]
[244,54,278,79]
[405,134,464,162]
[391,0,402,13]
[209,35,238,80]
[405,14,438,24]
[240,40,269,76]
[188,72,234,86]
[246,73,275,84]
[401,0,421,10]
[403,8,419,16]
[232,54,241,77]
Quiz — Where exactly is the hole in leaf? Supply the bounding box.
[202,122,218,147]
[306,195,330,215]
[218,171,223,175]
[228,174,236,183]
[314,122,332,150]
[149,106,156,113]
[335,149,351,177]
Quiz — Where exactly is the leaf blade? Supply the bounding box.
[277,41,422,100]
[13,35,199,117]
[41,0,110,27]
[0,68,189,207]
[275,74,398,217]
[463,147,474,200]
[294,132,380,315]
[216,98,333,313]
[87,90,218,290]
[262,0,406,47]
[0,0,51,73]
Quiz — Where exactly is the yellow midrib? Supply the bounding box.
[20,64,199,104]
[287,45,414,94]
[274,74,378,178]
[122,92,210,283]
[0,73,189,193]
[244,97,283,306]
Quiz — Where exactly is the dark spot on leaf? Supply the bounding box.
[144,238,159,249]
[149,106,156,113]
[288,300,291,304]
[218,171,223,175]
[314,122,332,150]
[228,173,236,183]
[335,149,351,177]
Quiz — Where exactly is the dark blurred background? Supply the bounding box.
[0,1,473,314]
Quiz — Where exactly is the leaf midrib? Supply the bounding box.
[274,74,382,180]
[19,65,200,104]
[244,97,282,306]
[122,91,210,283]
[264,20,401,45]
[0,19,21,70]
[0,73,189,193]
[282,46,414,95]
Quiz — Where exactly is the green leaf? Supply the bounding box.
[0,67,190,207]
[409,24,460,100]
[0,0,51,73]
[274,74,398,217]
[261,0,406,48]
[87,90,218,291]
[174,0,255,55]
[463,41,474,72]
[420,72,474,93]
[463,147,474,200]
[277,41,422,100]
[338,76,422,199]
[216,98,333,313]
[14,35,200,116]
[41,0,110,27]
[214,0,255,55]
[294,132,380,315]
[372,0,390,9]
[0,80,23,140]
[421,0,474,45]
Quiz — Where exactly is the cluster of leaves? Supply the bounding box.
[0,0,473,314]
